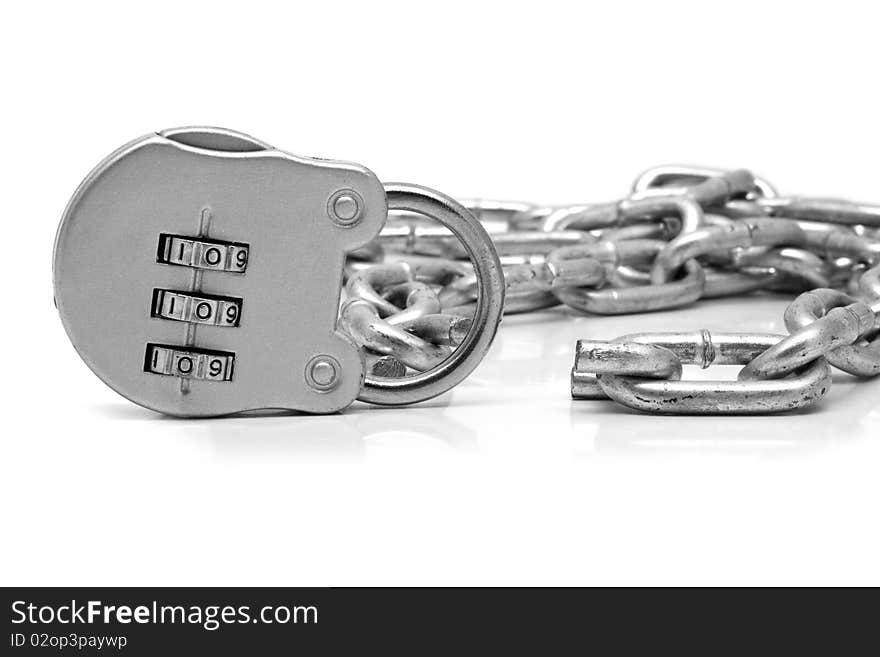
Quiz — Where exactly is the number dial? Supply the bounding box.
[158,234,249,273]
[145,344,235,381]
[151,289,242,327]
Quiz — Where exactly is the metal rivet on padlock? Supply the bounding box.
[328,189,364,227]
[53,127,504,417]
[304,355,341,392]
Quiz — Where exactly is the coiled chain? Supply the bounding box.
[340,165,880,414]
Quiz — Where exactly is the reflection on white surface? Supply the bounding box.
[80,295,880,463]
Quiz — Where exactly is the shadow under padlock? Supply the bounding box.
[201,408,478,463]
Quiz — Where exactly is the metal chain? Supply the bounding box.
[340,165,880,414]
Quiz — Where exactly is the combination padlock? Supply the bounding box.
[54,127,504,416]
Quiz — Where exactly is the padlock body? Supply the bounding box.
[54,128,386,415]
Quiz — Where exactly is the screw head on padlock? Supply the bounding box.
[53,127,504,416]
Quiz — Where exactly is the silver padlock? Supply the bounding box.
[54,127,504,416]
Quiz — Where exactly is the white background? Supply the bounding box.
[3,1,880,586]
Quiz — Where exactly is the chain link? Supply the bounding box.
[340,165,880,414]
